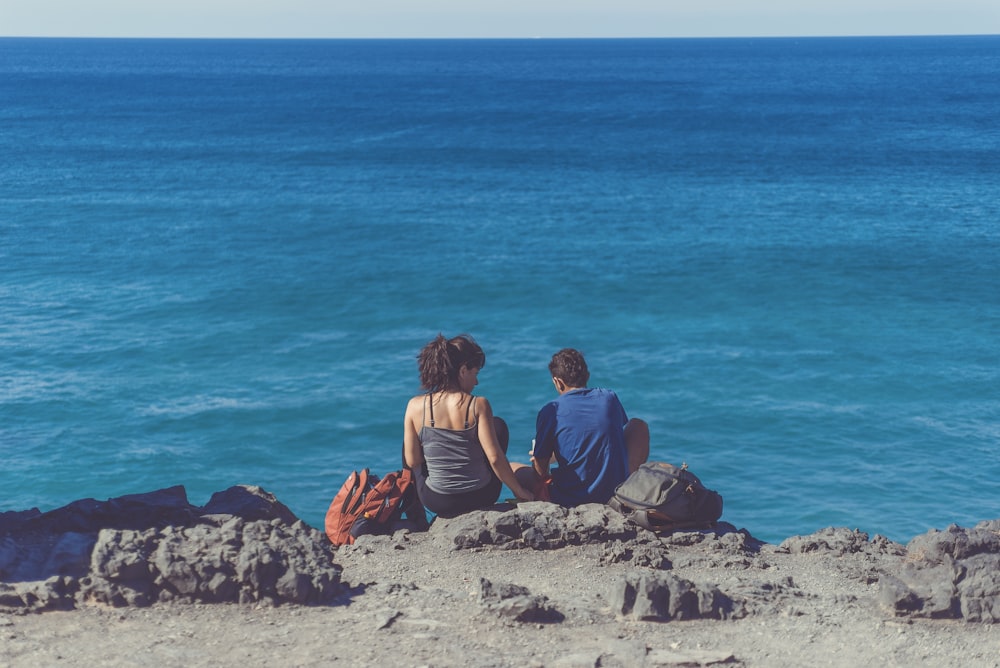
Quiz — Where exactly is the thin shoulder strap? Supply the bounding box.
[464,394,475,429]
[425,393,435,427]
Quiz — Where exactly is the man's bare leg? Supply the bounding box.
[624,418,650,474]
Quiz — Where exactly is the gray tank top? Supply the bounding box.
[419,394,493,494]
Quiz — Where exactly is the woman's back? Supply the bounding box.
[418,393,493,494]
[403,332,534,515]
[422,391,477,431]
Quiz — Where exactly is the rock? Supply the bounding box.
[661,523,762,550]
[435,512,497,549]
[597,639,650,666]
[878,523,1000,622]
[906,523,1000,564]
[658,524,769,570]
[41,532,98,578]
[201,485,298,524]
[0,508,42,535]
[776,527,906,586]
[975,519,1000,532]
[957,553,1000,623]
[5,480,999,635]
[434,503,641,551]
[780,527,881,556]
[550,653,602,668]
[1,485,344,611]
[2,486,197,538]
[374,609,403,629]
[600,538,672,569]
[611,571,734,622]
[720,576,805,619]
[878,563,960,619]
[478,577,564,623]
[645,648,739,666]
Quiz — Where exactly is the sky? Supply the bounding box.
[2,0,999,39]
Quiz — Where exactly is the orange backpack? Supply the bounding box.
[324,468,427,546]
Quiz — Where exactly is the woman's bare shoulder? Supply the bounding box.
[404,394,427,414]
[473,395,494,415]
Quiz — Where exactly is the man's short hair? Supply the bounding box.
[549,348,590,387]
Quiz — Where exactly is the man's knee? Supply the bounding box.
[625,418,649,445]
[493,416,510,452]
[624,418,650,473]
[513,465,540,491]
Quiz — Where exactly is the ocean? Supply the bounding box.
[2,36,998,545]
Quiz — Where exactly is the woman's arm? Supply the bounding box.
[476,397,535,501]
[403,396,424,470]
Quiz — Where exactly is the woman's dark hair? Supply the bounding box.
[548,348,589,387]
[417,333,486,392]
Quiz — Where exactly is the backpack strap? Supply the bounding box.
[609,496,713,533]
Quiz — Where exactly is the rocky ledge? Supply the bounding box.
[0,486,342,609]
[2,485,999,627]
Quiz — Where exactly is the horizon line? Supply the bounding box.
[3,32,999,41]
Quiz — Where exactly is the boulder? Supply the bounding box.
[0,485,343,612]
[610,571,736,622]
[0,486,196,538]
[433,502,647,551]
[779,527,904,557]
[878,522,1000,623]
[478,577,564,623]
[905,522,1000,564]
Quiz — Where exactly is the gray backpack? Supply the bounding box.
[608,462,723,532]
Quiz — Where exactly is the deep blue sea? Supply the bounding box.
[2,36,998,544]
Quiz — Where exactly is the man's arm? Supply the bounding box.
[531,453,550,478]
[532,403,558,478]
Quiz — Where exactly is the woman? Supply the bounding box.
[403,334,535,517]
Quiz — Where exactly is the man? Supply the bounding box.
[521,348,649,506]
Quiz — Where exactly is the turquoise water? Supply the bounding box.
[2,36,998,544]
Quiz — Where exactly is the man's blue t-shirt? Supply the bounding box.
[532,387,629,506]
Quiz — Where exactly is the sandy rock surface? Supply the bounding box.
[2,490,1000,667]
[2,539,998,667]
